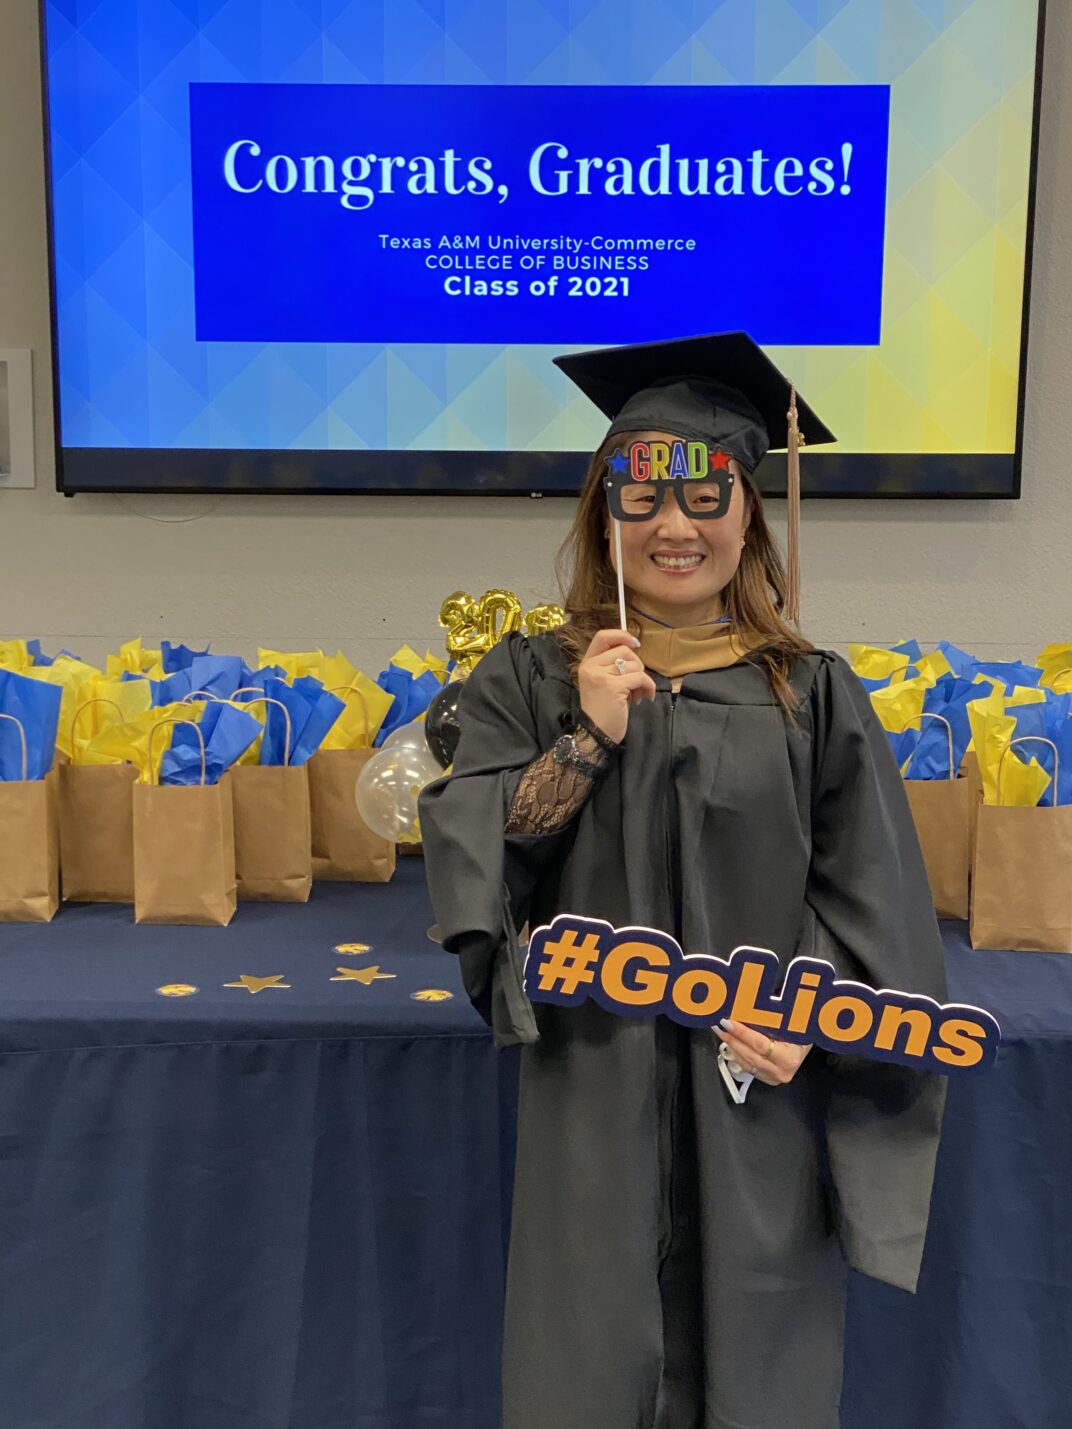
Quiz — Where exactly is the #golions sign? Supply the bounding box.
[524,915,1000,1074]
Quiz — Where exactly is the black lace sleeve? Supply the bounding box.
[504,716,619,837]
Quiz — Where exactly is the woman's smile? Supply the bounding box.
[649,549,707,573]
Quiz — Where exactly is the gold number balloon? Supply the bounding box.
[439,590,566,672]
[438,590,484,672]
[523,604,567,637]
[477,589,523,646]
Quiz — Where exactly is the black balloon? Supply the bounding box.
[425,681,464,768]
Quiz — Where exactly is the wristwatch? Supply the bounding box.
[550,711,622,778]
[551,730,606,778]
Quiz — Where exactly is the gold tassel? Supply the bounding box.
[785,384,802,625]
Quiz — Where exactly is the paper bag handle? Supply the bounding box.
[894,712,956,782]
[997,735,1060,808]
[70,697,125,763]
[227,690,293,767]
[183,687,293,767]
[0,712,28,783]
[146,718,207,788]
[327,684,375,748]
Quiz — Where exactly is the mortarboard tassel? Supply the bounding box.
[785,384,802,625]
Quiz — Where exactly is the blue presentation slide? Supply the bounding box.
[190,83,889,347]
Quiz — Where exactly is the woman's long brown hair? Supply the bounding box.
[553,431,815,716]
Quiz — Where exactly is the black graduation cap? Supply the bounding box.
[552,331,836,473]
[552,332,837,624]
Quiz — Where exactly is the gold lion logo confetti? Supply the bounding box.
[156,983,198,998]
[335,942,372,955]
[411,989,454,1003]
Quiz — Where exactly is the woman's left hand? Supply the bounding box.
[714,1018,812,1086]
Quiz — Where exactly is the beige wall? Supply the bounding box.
[1,2,1069,673]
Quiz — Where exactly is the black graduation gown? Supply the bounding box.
[419,632,948,1429]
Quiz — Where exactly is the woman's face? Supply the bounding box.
[604,433,752,621]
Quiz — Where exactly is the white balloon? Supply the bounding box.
[354,743,443,842]
[381,720,428,752]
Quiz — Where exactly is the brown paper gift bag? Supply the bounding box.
[306,683,395,882]
[223,692,312,902]
[970,736,1072,952]
[132,719,237,926]
[58,698,136,903]
[308,747,395,882]
[0,715,59,923]
[960,749,984,868]
[900,713,971,919]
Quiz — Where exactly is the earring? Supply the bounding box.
[740,536,746,548]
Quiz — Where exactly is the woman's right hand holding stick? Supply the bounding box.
[577,629,657,746]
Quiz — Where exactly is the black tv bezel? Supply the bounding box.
[39,0,1048,503]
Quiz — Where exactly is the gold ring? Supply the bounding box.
[764,1036,776,1058]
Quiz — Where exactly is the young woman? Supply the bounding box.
[419,333,947,1429]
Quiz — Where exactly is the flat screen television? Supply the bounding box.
[39,0,1047,500]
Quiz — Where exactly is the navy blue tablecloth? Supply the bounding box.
[0,863,1068,1429]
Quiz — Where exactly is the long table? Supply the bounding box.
[0,861,1068,1429]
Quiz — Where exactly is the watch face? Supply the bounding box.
[551,731,594,774]
[552,732,575,762]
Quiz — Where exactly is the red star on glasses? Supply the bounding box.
[708,447,732,472]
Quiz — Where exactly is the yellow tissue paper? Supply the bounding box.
[915,650,953,685]
[997,754,1051,808]
[104,638,164,679]
[80,702,206,784]
[973,685,1060,805]
[970,672,1047,707]
[387,644,433,678]
[869,677,926,735]
[848,645,912,681]
[1036,643,1072,692]
[21,656,105,758]
[257,648,325,680]
[67,676,154,760]
[0,639,33,671]
[320,672,394,750]
[319,652,363,694]
[421,650,451,681]
[968,698,1010,806]
[235,723,265,766]
[1008,686,1047,707]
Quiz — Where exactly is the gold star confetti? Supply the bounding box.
[223,974,292,995]
[334,942,372,956]
[156,983,198,998]
[330,965,397,985]
[411,989,454,1003]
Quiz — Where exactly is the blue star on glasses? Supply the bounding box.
[606,449,630,476]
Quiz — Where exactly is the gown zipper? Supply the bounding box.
[657,680,685,1281]
[665,683,681,941]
